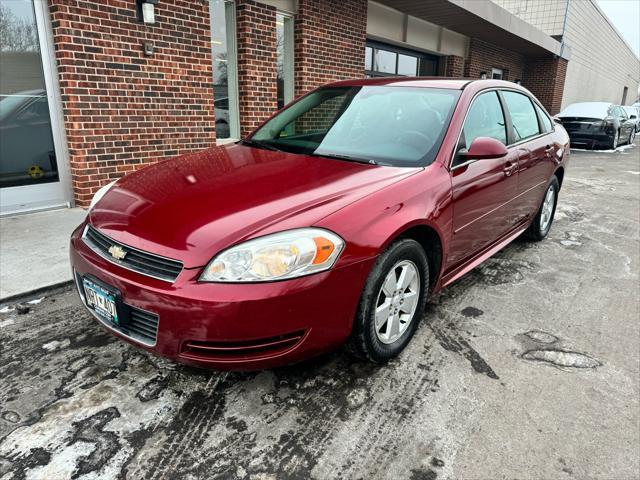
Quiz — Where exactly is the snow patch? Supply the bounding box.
[42,339,71,351]
[27,297,45,305]
[0,306,15,313]
[0,318,15,328]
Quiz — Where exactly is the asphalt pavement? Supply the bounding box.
[1,142,638,480]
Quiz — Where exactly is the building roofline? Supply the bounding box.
[588,0,640,62]
[377,0,569,60]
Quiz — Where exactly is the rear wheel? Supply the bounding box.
[524,176,559,241]
[610,129,619,150]
[347,239,429,363]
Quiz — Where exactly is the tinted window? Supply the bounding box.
[502,91,540,142]
[251,86,461,167]
[461,91,507,148]
[534,103,553,133]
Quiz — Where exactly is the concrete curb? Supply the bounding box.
[0,280,74,305]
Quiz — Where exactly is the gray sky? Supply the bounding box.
[596,0,640,57]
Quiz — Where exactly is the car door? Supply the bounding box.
[500,90,557,223]
[447,90,519,267]
[615,106,632,141]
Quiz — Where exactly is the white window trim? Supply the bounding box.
[210,0,241,143]
[278,11,295,106]
[491,67,504,80]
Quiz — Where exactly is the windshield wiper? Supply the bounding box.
[310,152,378,166]
[239,139,282,152]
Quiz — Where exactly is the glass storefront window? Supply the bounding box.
[365,46,373,71]
[276,12,294,110]
[374,49,397,74]
[210,0,239,139]
[366,41,439,78]
[0,0,59,188]
[397,54,418,76]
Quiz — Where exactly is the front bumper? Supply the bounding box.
[70,223,374,370]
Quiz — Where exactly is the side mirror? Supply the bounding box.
[630,114,637,119]
[460,137,508,160]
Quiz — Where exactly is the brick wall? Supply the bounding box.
[49,0,215,207]
[444,55,465,77]
[523,57,568,115]
[464,38,526,82]
[236,0,278,137]
[294,0,367,97]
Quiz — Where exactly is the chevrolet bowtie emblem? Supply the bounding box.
[108,245,127,260]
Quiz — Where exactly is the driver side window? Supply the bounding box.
[454,91,506,166]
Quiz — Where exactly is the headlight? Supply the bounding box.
[88,180,116,210]
[199,228,345,282]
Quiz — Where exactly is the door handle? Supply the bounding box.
[544,145,555,157]
[503,162,517,176]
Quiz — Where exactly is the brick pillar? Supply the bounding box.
[444,55,464,77]
[523,57,568,115]
[235,0,278,137]
[294,0,367,97]
[49,0,215,207]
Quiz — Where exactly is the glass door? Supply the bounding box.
[0,0,70,214]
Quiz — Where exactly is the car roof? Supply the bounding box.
[323,77,528,91]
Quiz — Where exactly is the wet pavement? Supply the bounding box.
[1,143,639,479]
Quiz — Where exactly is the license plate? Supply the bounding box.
[83,278,119,325]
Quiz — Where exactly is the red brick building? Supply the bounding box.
[0,0,569,214]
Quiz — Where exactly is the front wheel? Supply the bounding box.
[347,239,429,363]
[524,176,559,241]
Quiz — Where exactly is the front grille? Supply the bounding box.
[83,225,183,282]
[180,330,306,361]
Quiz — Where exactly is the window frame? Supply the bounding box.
[491,68,504,80]
[451,89,508,169]
[210,0,241,143]
[499,89,543,145]
[449,87,555,170]
[276,11,295,109]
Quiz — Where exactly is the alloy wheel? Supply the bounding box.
[374,260,420,345]
[540,185,556,232]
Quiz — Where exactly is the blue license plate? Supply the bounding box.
[82,278,119,325]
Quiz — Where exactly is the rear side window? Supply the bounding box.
[461,91,507,147]
[502,91,540,142]
[534,103,553,133]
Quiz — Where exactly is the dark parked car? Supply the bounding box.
[71,78,569,370]
[556,102,636,149]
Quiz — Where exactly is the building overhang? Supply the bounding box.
[376,0,570,60]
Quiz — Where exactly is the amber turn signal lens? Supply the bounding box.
[313,237,335,264]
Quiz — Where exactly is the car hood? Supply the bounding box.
[88,144,420,268]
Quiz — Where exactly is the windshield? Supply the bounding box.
[249,86,461,167]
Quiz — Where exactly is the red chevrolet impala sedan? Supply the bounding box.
[70,78,569,370]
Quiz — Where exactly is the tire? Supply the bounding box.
[347,238,429,363]
[524,176,560,241]
[610,129,619,150]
